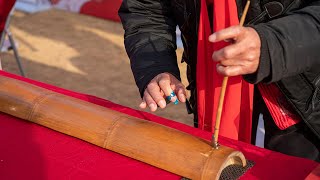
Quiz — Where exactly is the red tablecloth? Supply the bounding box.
[0,71,318,180]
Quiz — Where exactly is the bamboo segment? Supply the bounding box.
[0,76,246,180]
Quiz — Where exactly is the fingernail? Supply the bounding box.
[209,34,216,42]
[149,103,156,109]
[158,100,166,108]
[179,94,186,102]
[139,101,146,108]
[174,99,179,105]
[212,52,219,62]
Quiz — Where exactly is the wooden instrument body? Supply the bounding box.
[0,76,246,180]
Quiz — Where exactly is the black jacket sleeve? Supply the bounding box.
[118,0,180,97]
[244,1,320,84]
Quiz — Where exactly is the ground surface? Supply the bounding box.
[1,9,193,126]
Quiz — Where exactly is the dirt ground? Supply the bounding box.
[1,9,194,126]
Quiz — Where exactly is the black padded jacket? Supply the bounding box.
[119,0,320,139]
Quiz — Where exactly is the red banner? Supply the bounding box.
[196,0,254,143]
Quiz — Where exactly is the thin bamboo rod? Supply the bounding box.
[213,0,251,149]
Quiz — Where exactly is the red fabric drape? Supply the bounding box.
[0,0,16,32]
[0,70,318,180]
[196,0,254,142]
[80,0,121,22]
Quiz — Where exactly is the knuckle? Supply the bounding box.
[161,73,170,78]
[155,73,167,81]
[217,66,226,76]
[153,74,161,81]
[158,79,169,86]
[147,82,157,90]
[222,49,232,59]
[176,83,185,90]
[233,26,242,36]
[247,54,255,61]
[224,69,231,76]
[145,97,153,105]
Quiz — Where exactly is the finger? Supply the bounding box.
[144,91,158,112]
[146,83,167,109]
[212,43,245,62]
[139,99,147,109]
[176,86,186,103]
[209,26,243,43]
[158,78,177,103]
[216,64,245,77]
[219,59,244,66]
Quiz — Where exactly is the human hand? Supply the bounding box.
[209,26,261,76]
[139,73,186,112]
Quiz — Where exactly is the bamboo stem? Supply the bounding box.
[0,75,247,180]
[213,0,251,149]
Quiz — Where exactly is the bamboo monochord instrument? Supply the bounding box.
[0,75,246,180]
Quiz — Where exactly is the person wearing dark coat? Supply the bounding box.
[119,0,320,162]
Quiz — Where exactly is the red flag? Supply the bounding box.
[196,0,254,143]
